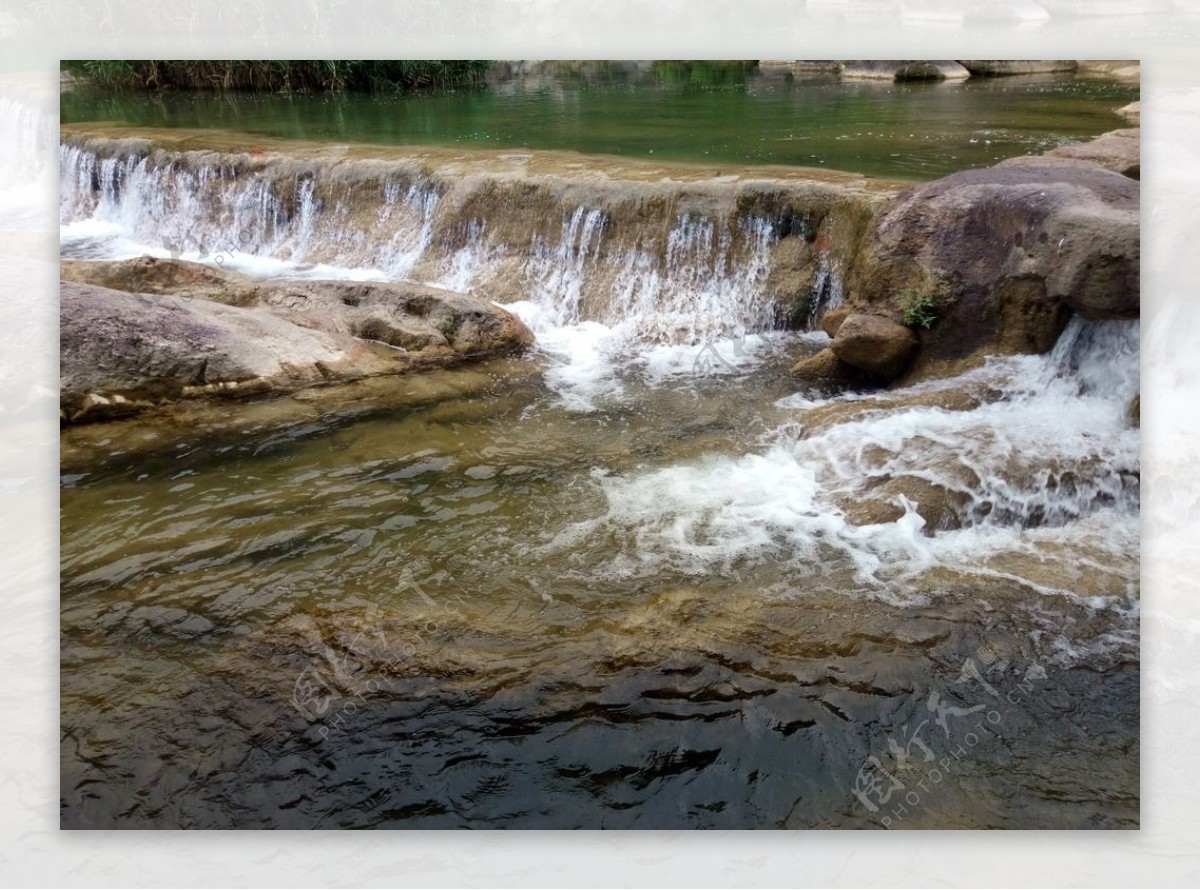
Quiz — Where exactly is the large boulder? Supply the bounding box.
[850,155,1138,379]
[60,281,366,421]
[60,261,535,422]
[829,313,918,378]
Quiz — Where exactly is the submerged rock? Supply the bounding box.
[60,262,534,423]
[830,313,918,378]
[837,476,972,532]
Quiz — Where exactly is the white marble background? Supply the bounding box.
[2,1,1196,885]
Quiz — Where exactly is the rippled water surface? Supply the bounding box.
[61,325,1139,829]
[61,62,1137,179]
[59,65,1139,827]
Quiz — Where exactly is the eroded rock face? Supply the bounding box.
[829,313,918,378]
[851,155,1138,380]
[60,261,534,422]
[1046,128,1139,179]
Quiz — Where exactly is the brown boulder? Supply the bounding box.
[790,347,866,385]
[60,281,368,421]
[852,155,1138,380]
[59,260,535,423]
[830,313,918,378]
[820,305,851,338]
[61,255,259,304]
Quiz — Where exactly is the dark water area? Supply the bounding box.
[60,61,1138,180]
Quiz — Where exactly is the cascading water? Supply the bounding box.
[59,124,1139,830]
[556,313,1139,664]
[60,141,801,409]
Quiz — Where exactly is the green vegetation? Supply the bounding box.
[896,278,950,329]
[61,60,491,93]
[900,291,938,328]
[438,309,461,340]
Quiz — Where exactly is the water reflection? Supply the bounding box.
[61,62,1137,179]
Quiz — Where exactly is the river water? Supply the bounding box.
[59,71,1139,829]
[61,62,1137,179]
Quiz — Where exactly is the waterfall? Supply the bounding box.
[1,92,55,194]
[59,142,799,348]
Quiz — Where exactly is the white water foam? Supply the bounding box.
[554,317,1139,620]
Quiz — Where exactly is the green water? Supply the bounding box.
[60,61,1137,179]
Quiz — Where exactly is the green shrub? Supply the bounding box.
[895,278,949,329]
[439,309,461,340]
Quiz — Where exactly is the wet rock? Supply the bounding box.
[837,475,973,532]
[840,61,970,82]
[1129,393,1140,428]
[61,281,356,421]
[61,255,261,305]
[958,61,1078,76]
[830,313,918,378]
[1046,128,1139,179]
[790,348,865,384]
[851,155,1138,381]
[820,305,851,338]
[1117,101,1140,124]
[1074,60,1142,80]
[61,258,535,359]
[60,266,534,423]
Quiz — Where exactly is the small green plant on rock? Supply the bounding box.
[895,278,949,329]
[439,309,461,340]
